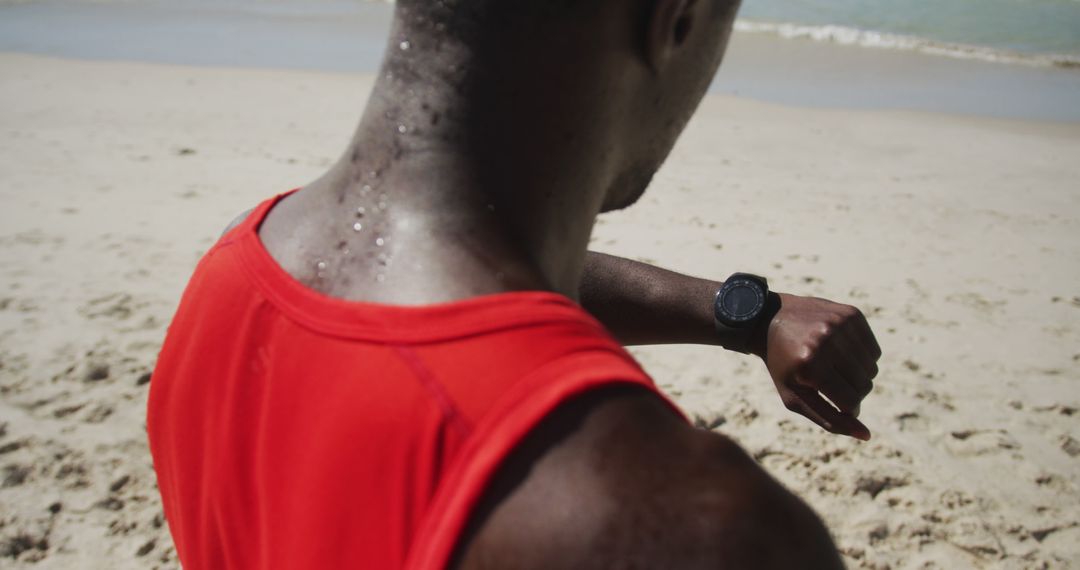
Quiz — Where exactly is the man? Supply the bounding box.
[149,0,880,568]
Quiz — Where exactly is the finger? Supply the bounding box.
[782,394,835,434]
[829,360,863,418]
[831,329,876,396]
[793,387,871,441]
[784,389,846,435]
[797,358,862,415]
[843,323,881,382]
[849,309,882,361]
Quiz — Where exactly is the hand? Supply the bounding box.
[756,293,881,441]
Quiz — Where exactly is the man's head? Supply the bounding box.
[379,0,741,211]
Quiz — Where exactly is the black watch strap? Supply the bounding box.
[714,274,780,355]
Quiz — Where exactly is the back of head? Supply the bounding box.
[386,0,592,86]
[378,0,742,212]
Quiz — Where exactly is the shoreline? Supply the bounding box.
[732,20,1080,70]
[716,32,1080,123]
[1,0,1079,122]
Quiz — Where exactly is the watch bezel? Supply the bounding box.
[714,273,769,329]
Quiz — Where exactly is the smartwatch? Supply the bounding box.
[714,273,777,354]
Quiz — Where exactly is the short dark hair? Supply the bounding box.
[393,0,586,47]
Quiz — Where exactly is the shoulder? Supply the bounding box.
[451,386,843,569]
[220,208,255,238]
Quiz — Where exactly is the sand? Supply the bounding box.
[0,52,1078,569]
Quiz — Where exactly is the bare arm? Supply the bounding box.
[451,387,845,570]
[581,251,881,441]
[220,208,255,238]
[580,251,723,347]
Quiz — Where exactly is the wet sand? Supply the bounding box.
[0,52,1078,569]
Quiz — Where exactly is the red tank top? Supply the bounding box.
[148,192,681,569]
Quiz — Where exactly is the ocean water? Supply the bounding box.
[1,0,1077,66]
[737,0,1080,67]
[1,0,1078,120]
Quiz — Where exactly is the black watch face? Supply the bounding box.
[718,280,765,325]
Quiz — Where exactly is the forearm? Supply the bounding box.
[581,253,881,440]
[580,251,723,346]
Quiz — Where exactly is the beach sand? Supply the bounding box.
[0,52,1078,568]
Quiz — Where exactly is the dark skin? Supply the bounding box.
[251,0,880,566]
[581,252,878,439]
[451,387,845,569]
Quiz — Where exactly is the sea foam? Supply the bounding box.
[734,20,1080,70]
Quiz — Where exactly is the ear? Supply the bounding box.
[644,0,697,72]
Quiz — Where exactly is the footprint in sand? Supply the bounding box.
[135,538,157,557]
[0,229,65,248]
[0,297,41,313]
[895,411,929,432]
[52,402,86,419]
[78,293,139,321]
[854,474,910,499]
[0,529,51,563]
[1034,473,1069,493]
[1058,435,1080,458]
[691,413,726,431]
[2,463,31,488]
[82,404,114,424]
[945,429,1022,457]
[945,515,1006,560]
[1050,295,1080,309]
[0,440,24,456]
[914,389,956,411]
[945,292,1007,316]
[84,362,110,382]
[729,401,760,427]
[1032,404,1077,417]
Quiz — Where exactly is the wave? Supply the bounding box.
[3,0,1076,70]
[734,20,1080,70]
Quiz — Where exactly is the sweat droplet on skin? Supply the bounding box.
[357,206,366,216]
[400,40,411,51]
[375,237,386,247]
[353,222,363,232]
[316,261,328,271]
[397,124,408,134]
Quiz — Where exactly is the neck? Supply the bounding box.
[262,8,634,305]
[299,60,615,303]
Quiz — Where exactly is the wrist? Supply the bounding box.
[712,274,780,355]
[713,291,780,356]
[747,291,781,358]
